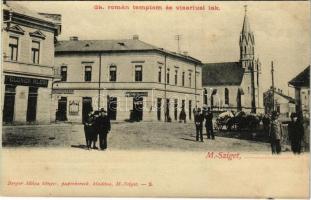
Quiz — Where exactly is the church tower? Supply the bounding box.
[239,5,257,113]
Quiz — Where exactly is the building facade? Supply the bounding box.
[52,36,202,123]
[263,87,296,119]
[202,7,263,113]
[2,2,61,124]
[288,65,310,119]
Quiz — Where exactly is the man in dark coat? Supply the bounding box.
[288,112,304,154]
[194,108,204,142]
[95,108,111,150]
[205,108,214,139]
[269,111,282,154]
[84,111,94,150]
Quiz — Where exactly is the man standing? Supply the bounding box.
[205,107,214,140]
[269,111,282,154]
[288,112,304,154]
[194,108,204,142]
[96,108,111,151]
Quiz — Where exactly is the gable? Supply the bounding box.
[6,25,25,35]
[29,30,46,39]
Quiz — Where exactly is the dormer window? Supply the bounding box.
[118,42,125,46]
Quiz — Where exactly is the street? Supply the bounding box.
[2,122,271,152]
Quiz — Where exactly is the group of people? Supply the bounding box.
[83,108,111,151]
[268,111,304,155]
[193,107,214,142]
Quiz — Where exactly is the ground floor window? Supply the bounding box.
[189,100,192,120]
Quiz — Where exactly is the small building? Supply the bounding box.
[2,2,61,124]
[52,36,202,123]
[263,87,296,119]
[202,7,263,113]
[288,65,310,119]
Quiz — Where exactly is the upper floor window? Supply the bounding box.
[84,66,92,82]
[109,65,117,82]
[9,36,18,61]
[158,67,162,83]
[225,88,229,105]
[135,65,142,82]
[31,41,40,64]
[166,69,170,84]
[182,72,185,87]
[189,73,192,87]
[174,70,178,85]
[61,66,67,81]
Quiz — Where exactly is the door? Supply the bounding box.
[107,96,117,120]
[26,87,38,122]
[174,99,178,121]
[82,97,93,123]
[157,98,161,121]
[133,96,143,121]
[189,100,192,120]
[3,85,16,123]
[57,97,67,121]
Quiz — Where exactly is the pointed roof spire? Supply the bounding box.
[242,5,251,34]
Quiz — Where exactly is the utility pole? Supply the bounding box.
[175,35,181,53]
[271,61,275,112]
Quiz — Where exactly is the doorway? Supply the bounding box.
[133,96,143,121]
[3,85,16,123]
[107,96,117,120]
[56,97,67,121]
[82,97,93,123]
[26,87,38,123]
[157,98,161,121]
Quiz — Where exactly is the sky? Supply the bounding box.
[14,1,310,96]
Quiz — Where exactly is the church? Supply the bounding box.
[202,6,263,113]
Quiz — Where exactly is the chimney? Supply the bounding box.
[183,51,188,56]
[133,35,139,40]
[70,36,78,41]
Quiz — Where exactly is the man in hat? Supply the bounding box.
[205,107,214,140]
[194,108,204,142]
[269,111,282,154]
[95,108,111,150]
[288,112,304,154]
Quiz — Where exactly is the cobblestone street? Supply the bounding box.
[2,122,271,152]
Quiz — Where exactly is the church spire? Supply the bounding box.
[239,5,255,63]
[242,5,251,34]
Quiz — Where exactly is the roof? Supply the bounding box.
[55,39,201,64]
[3,1,55,23]
[242,11,251,34]
[202,62,244,86]
[264,89,296,104]
[288,65,310,87]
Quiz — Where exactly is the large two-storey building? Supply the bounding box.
[2,2,61,124]
[52,36,202,123]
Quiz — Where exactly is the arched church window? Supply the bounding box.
[225,88,229,105]
[203,88,208,105]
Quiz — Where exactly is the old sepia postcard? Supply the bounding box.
[0,0,310,198]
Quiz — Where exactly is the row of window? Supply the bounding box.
[8,36,41,64]
[60,65,196,87]
[60,65,142,82]
[158,67,194,87]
